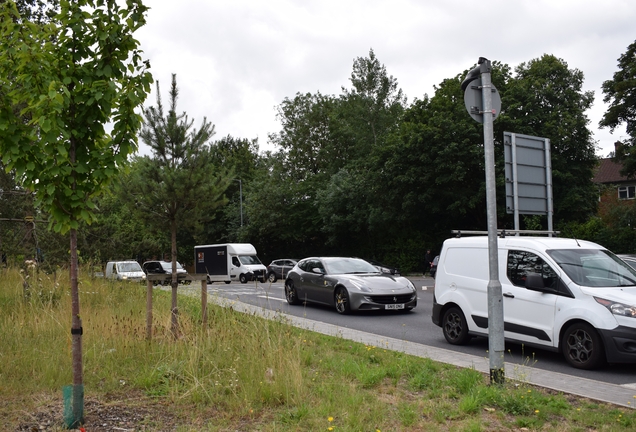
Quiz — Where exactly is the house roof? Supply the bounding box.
[592,158,631,184]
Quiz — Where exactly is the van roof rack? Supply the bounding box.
[451,229,560,238]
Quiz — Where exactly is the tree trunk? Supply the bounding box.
[170,218,179,338]
[70,227,84,423]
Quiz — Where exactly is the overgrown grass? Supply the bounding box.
[1,265,635,431]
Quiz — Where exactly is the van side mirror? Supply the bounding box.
[525,272,552,293]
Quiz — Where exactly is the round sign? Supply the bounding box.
[463,76,501,123]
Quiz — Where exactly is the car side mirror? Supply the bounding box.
[312,267,324,275]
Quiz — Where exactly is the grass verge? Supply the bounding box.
[1,266,635,431]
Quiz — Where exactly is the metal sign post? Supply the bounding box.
[461,57,505,384]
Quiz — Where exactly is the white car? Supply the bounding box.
[432,236,636,370]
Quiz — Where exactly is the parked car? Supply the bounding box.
[285,257,417,314]
[364,259,400,276]
[429,255,439,278]
[618,254,636,270]
[266,259,298,282]
[142,260,188,285]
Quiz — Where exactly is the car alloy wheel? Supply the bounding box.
[334,287,351,314]
[285,280,300,305]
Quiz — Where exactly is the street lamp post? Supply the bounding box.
[234,179,243,227]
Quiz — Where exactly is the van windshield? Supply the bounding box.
[546,249,636,287]
[239,255,262,265]
[117,262,142,273]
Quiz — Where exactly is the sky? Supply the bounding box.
[134,0,636,158]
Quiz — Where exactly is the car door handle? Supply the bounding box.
[503,292,514,298]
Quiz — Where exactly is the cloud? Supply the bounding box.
[135,0,635,156]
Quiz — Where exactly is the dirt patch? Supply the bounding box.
[13,392,182,432]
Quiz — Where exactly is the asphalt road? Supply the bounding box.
[191,275,636,387]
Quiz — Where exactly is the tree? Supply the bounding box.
[600,40,636,177]
[126,73,231,338]
[340,48,406,155]
[0,0,152,426]
[501,54,597,224]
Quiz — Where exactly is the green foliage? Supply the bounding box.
[0,0,153,234]
[600,39,636,177]
[500,54,598,224]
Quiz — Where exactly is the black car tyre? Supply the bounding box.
[285,280,301,305]
[224,281,231,284]
[442,306,471,345]
[561,322,605,370]
[335,286,351,315]
[239,274,248,284]
[267,272,277,283]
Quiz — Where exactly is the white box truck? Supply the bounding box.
[194,243,267,284]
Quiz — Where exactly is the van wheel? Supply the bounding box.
[442,307,470,345]
[239,274,248,284]
[561,322,605,370]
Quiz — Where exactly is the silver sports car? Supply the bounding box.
[284,257,417,314]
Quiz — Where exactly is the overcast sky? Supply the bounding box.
[134,0,635,158]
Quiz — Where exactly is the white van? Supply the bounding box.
[432,236,636,369]
[105,260,146,283]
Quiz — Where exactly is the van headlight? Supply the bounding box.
[595,297,636,318]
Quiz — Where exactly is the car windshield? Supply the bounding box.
[160,262,183,271]
[239,255,262,265]
[322,258,380,275]
[547,248,636,287]
[118,262,142,272]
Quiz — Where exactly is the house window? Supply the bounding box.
[618,186,636,200]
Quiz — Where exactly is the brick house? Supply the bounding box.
[592,156,636,220]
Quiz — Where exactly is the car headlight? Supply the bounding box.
[407,281,416,292]
[122,275,128,280]
[595,297,636,318]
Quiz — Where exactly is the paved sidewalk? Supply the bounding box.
[212,295,636,409]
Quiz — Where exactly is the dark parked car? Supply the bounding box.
[266,259,298,282]
[285,257,417,314]
[429,255,439,278]
[142,260,188,285]
[364,259,400,276]
[618,254,636,271]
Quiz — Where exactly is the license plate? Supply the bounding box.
[385,304,405,310]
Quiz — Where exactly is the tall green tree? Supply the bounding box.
[0,0,152,426]
[600,39,636,177]
[127,74,231,337]
[501,54,597,224]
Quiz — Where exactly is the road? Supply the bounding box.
[188,275,636,387]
